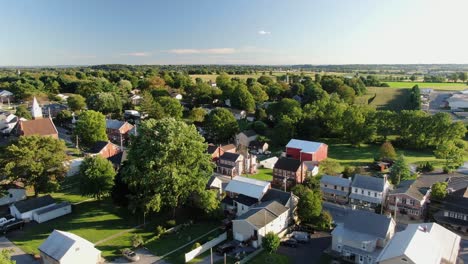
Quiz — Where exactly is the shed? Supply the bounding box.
[259,157,278,169]
[33,202,72,223]
[10,195,56,221]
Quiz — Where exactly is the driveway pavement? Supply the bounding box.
[0,236,38,264]
[107,248,165,264]
[277,232,331,264]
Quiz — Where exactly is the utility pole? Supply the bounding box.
[210,248,213,264]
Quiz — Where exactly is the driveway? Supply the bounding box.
[277,232,331,264]
[107,247,165,264]
[0,236,38,264]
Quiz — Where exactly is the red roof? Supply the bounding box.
[19,118,58,137]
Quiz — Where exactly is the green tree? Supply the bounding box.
[2,136,67,196]
[292,185,322,223]
[78,156,116,200]
[118,79,133,94]
[131,234,144,248]
[342,105,376,146]
[155,97,183,119]
[262,232,280,254]
[319,159,344,176]
[123,118,214,218]
[431,182,447,201]
[15,105,32,119]
[459,72,468,83]
[205,108,239,143]
[434,141,465,173]
[231,84,255,112]
[389,154,411,185]
[55,110,73,126]
[86,92,122,115]
[67,94,86,112]
[247,83,268,103]
[74,110,108,149]
[379,141,397,160]
[272,116,295,146]
[0,249,15,264]
[189,107,207,123]
[193,189,220,215]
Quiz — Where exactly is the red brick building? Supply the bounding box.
[386,180,431,220]
[88,141,122,159]
[207,144,224,161]
[105,119,134,145]
[285,139,328,163]
[273,157,307,188]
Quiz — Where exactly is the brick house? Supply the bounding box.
[87,141,122,159]
[105,119,134,145]
[216,152,244,177]
[386,180,431,220]
[273,157,307,188]
[207,144,224,161]
[285,139,328,163]
[320,175,352,205]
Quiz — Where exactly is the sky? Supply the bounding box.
[1,0,468,66]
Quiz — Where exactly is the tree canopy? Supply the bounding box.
[79,156,116,200]
[204,108,239,143]
[73,110,108,150]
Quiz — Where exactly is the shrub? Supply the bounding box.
[166,220,176,228]
[155,225,166,239]
[192,242,202,250]
[262,232,280,253]
[131,234,144,248]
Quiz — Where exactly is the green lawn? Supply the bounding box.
[356,87,411,111]
[247,168,274,181]
[386,81,468,90]
[247,251,291,264]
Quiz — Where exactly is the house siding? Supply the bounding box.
[386,193,426,219]
[272,164,306,186]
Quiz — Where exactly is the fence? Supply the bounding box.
[184,232,227,263]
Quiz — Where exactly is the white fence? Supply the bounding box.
[184,232,227,263]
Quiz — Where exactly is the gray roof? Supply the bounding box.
[38,230,99,261]
[390,180,428,201]
[34,202,70,216]
[321,175,351,187]
[260,188,291,206]
[235,200,288,229]
[105,119,126,130]
[13,195,56,213]
[342,210,393,239]
[349,193,381,204]
[351,174,385,192]
[321,187,349,197]
[219,152,241,162]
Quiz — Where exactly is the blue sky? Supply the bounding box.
[1,0,468,65]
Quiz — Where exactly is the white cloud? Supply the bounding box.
[120,52,151,57]
[258,30,271,35]
[167,48,235,55]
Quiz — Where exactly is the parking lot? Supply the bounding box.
[278,232,332,264]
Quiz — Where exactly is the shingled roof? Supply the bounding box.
[19,118,58,137]
[351,174,386,192]
[12,195,56,213]
[235,200,288,229]
[274,157,302,172]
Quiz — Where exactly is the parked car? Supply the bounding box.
[122,249,140,262]
[280,239,298,248]
[292,231,310,243]
[0,217,16,227]
[216,243,236,255]
[1,219,24,234]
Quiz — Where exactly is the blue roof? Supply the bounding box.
[286,139,324,153]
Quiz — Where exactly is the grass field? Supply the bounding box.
[356,87,411,111]
[386,81,468,90]
[247,251,291,264]
[247,168,274,181]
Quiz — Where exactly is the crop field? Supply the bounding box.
[386,81,468,91]
[356,87,411,111]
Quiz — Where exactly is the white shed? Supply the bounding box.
[258,157,279,169]
[10,195,57,221]
[39,230,101,264]
[33,202,72,223]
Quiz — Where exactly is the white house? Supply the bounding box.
[235,130,257,148]
[258,157,279,169]
[377,223,460,264]
[349,175,389,210]
[232,201,289,248]
[224,176,271,216]
[0,187,26,206]
[39,230,102,264]
[33,202,72,223]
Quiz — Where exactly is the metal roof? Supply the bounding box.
[39,230,100,261]
[12,195,56,213]
[321,175,352,187]
[225,176,270,199]
[235,201,288,229]
[342,210,394,239]
[105,119,126,130]
[286,139,324,153]
[351,174,386,192]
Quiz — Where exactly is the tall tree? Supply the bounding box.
[78,156,116,200]
[67,94,86,112]
[431,182,448,201]
[1,136,67,196]
[74,110,108,149]
[434,140,465,173]
[204,108,239,143]
[379,141,397,160]
[389,154,411,185]
[231,84,255,112]
[122,118,214,218]
[292,185,322,223]
[86,92,122,115]
[15,105,32,119]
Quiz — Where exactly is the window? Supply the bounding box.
[354,188,358,193]
[402,198,406,204]
[374,192,377,197]
[410,199,415,206]
[8,194,12,198]
[341,187,344,191]
[334,186,337,190]
[361,189,364,194]
[402,258,408,262]
[368,191,371,196]
[324,184,328,188]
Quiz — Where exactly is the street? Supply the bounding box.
[278,232,332,264]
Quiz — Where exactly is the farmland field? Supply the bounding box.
[386,81,468,90]
[356,87,411,111]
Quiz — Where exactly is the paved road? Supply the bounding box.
[0,236,38,264]
[278,232,331,264]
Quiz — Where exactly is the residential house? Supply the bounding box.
[0,184,26,206]
[320,175,352,205]
[434,184,468,234]
[170,91,183,100]
[207,144,224,161]
[0,90,13,103]
[249,141,269,154]
[331,210,396,264]
[87,141,122,159]
[221,144,236,153]
[272,157,307,187]
[216,152,244,177]
[223,176,271,216]
[105,119,134,145]
[39,230,102,264]
[0,112,18,135]
[386,180,431,220]
[377,223,460,264]
[229,109,247,120]
[258,156,278,169]
[10,195,71,222]
[206,174,231,195]
[235,130,257,148]
[130,94,142,105]
[232,201,289,248]
[285,139,328,163]
[349,175,390,210]
[107,151,127,170]
[303,161,320,177]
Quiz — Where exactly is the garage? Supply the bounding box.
[33,202,72,223]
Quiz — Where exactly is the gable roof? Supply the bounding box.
[88,141,112,154]
[274,157,302,172]
[390,180,428,201]
[377,223,460,264]
[105,119,126,130]
[207,144,220,155]
[260,188,291,206]
[249,141,267,148]
[321,175,352,187]
[0,90,13,97]
[286,139,324,153]
[225,176,270,199]
[219,152,241,162]
[39,230,100,261]
[342,210,393,239]
[19,118,58,137]
[235,200,288,229]
[221,144,236,152]
[446,176,468,193]
[107,151,127,166]
[12,195,56,213]
[351,174,386,192]
[241,130,257,138]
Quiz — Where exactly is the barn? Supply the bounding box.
[285,139,328,163]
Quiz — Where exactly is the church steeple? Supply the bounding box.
[31,97,43,119]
